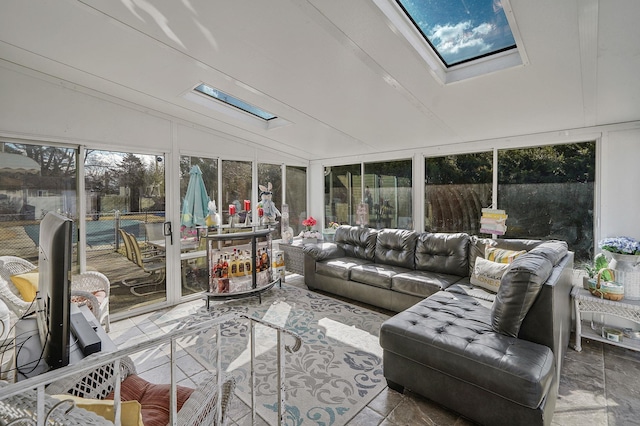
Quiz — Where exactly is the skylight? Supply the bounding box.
[395,0,517,67]
[194,84,276,121]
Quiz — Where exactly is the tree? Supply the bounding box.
[119,154,145,212]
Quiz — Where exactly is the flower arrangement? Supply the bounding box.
[302,216,317,230]
[300,216,321,240]
[327,221,340,230]
[599,236,640,255]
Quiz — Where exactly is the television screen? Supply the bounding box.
[36,211,73,370]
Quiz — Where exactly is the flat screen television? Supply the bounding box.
[36,211,73,370]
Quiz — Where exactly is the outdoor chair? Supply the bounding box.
[145,222,165,242]
[0,256,111,331]
[122,231,166,296]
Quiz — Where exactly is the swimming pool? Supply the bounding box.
[24,219,144,247]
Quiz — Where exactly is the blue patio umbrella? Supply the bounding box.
[181,165,210,227]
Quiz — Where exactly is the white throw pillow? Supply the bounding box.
[470,257,510,293]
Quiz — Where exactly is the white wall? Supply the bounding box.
[600,128,640,242]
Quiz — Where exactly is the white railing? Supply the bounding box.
[0,313,302,426]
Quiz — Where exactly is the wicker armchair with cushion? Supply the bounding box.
[0,255,111,331]
[45,355,236,426]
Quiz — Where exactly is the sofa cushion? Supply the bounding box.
[350,263,411,289]
[374,229,417,269]
[315,257,373,280]
[335,225,378,261]
[303,242,346,261]
[491,253,554,337]
[392,271,462,298]
[445,280,496,306]
[415,233,469,276]
[380,292,555,409]
[528,240,568,266]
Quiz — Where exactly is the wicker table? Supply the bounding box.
[279,240,312,275]
[572,286,640,352]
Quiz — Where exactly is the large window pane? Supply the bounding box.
[179,156,217,297]
[85,150,166,314]
[0,142,77,263]
[498,142,595,263]
[285,166,307,235]
[258,163,282,239]
[365,159,413,229]
[425,152,493,234]
[222,160,252,225]
[324,164,361,226]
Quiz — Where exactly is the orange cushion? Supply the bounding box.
[106,374,194,426]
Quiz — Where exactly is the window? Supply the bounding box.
[425,152,493,234]
[498,142,595,263]
[180,156,218,297]
[222,160,252,224]
[195,84,276,121]
[365,160,413,229]
[396,0,516,67]
[85,150,167,314]
[0,142,77,261]
[285,166,307,235]
[324,164,361,226]
[258,163,282,239]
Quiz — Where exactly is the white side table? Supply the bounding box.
[572,286,640,352]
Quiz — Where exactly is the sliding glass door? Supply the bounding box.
[84,150,167,314]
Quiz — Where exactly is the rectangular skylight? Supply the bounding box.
[194,84,276,121]
[395,0,517,67]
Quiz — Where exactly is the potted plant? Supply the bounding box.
[581,253,612,289]
[299,216,321,243]
[598,236,640,299]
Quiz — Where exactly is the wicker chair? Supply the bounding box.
[46,355,236,426]
[0,383,113,426]
[0,256,111,332]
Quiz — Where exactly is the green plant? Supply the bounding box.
[581,253,613,281]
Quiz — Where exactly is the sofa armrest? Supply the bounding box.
[303,242,345,261]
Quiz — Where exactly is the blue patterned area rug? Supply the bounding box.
[186,283,389,426]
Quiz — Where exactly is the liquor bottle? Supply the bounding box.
[222,254,229,278]
[230,249,238,277]
[244,250,252,275]
[238,250,245,276]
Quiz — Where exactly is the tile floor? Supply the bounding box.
[107,275,640,425]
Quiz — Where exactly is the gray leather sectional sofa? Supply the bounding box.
[303,225,574,425]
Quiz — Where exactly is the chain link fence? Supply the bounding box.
[0,210,166,262]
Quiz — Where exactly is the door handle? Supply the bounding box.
[163,221,173,245]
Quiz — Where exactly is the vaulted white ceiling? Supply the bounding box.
[1,0,638,161]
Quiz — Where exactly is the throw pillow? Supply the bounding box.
[470,257,510,293]
[106,374,194,426]
[10,272,39,302]
[52,394,143,426]
[485,247,526,264]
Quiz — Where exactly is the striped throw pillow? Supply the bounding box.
[485,246,526,263]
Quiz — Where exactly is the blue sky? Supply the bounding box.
[397,0,516,65]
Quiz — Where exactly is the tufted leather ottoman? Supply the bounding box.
[380,291,557,425]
